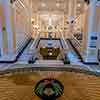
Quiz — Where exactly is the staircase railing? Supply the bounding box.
[59,32,70,64]
[30,31,40,49]
[59,32,69,51]
[71,35,82,55]
[28,31,41,63]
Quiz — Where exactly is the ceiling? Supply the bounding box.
[20,0,85,17]
[16,0,86,26]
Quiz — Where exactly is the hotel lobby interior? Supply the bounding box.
[0,0,100,100]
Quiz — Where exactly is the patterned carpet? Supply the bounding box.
[0,71,100,100]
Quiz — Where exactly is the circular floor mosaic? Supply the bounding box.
[34,78,64,100]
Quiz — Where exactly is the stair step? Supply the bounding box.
[35,60,64,65]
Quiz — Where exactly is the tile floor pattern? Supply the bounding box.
[0,71,100,100]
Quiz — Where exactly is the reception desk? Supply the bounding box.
[40,47,60,60]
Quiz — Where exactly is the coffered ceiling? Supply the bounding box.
[19,0,85,16]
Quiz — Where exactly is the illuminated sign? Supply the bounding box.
[91,36,98,40]
[89,35,98,48]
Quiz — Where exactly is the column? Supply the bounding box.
[12,3,17,53]
[97,19,100,50]
[2,0,14,55]
[85,0,99,63]
[68,0,76,38]
[68,0,72,38]
[74,0,76,19]
[39,15,42,32]
[0,0,5,57]
[0,17,3,57]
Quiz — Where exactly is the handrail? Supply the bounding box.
[59,32,69,50]
[28,32,41,63]
[71,34,81,47]
[30,31,40,49]
[0,38,31,63]
[15,0,30,17]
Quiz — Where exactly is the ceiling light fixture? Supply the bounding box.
[77,3,81,7]
[53,15,57,17]
[56,3,60,7]
[41,3,46,7]
[31,18,34,23]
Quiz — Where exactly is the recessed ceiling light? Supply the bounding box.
[41,3,46,7]
[56,3,60,7]
[77,3,81,7]
[31,18,34,22]
[53,15,57,17]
